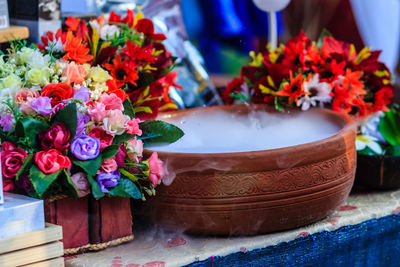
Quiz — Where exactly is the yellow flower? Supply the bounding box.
[25,67,49,86]
[1,74,22,89]
[88,66,111,83]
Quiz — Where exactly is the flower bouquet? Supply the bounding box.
[0,10,183,253]
[223,31,394,117]
[355,107,400,189]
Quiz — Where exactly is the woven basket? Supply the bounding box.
[44,196,133,255]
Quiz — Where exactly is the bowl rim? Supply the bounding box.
[145,104,356,157]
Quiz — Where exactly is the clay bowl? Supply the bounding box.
[144,104,356,235]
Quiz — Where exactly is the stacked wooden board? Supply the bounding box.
[0,223,64,266]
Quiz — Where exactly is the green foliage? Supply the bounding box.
[108,177,142,199]
[15,154,33,180]
[113,132,135,145]
[71,156,102,177]
[379,109,400,146]
[87,174,105,199]
[317,29,333,49]
[139,120,184,146]
[29,166,61,198]
[15,117,48,151]
[123,98,135,119]
[53,103,77,141]
[101,144,120,160]
[63,169,79,198]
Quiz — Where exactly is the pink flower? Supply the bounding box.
[19,97,36,116]
[115,144,126,167]
[1,142,27,178]
[87,126,113,150]
[62,62,87,85]
[125,118,142,136]
[98,157,118,173]
[126,137,143,162]
[87,102,106,122]
[148,152,164,188]
[102,110,129,135]
[70,172,90,197]
[2,179,14,192]
[15,88,39,104]
[99,93,124,111]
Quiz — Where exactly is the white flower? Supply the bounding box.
[89,20,120,41]
[360,111,386,142]
[297,74,332,110]
[26,51,51,68]
[25,67,50,86]
[17,47,35,65]
[1,74,22,89]
[46,38,65,53]
[356,135,383,155]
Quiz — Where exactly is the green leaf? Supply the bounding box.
[123,99,135,119]
[71,156,102,177]
[317,29,333,49]
[379,109,400,146]
[29,166,61,198]
[16,154,33,180]
[108,177,141,199]
[101,144,120,160]
[87,174,105,199]
[119,168,139,182]
[15,118,48,150]
[113,132,135,145]
[139,120,184,146]
[53,103,77,141]
[63,169,79,198]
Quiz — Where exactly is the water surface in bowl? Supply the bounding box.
[149,109,342,153]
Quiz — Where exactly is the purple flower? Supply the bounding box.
[96,170,120,193]
[31,96,52,116]
[73,87,90,103]
[70,135,100,160]
[0,113,14,132]
[76,112,90,136]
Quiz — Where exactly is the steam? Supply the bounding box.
[150,109,342,154]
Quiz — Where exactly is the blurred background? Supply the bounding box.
[10,0,400,100]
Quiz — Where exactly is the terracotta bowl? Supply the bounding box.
[144,105,356,235]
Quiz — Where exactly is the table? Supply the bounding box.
[0,25,29,43]
[65,189,400,267]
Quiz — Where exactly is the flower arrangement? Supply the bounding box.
[37,9,180,120]
[223,31,394,117]
[0,10,183,200]
[357,107,400,156]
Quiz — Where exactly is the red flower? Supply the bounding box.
[109,9,134,28]
[276,72,307,104]
[331,84,353,114]
[2,179,14,192]
[63,31,93,64]
[38,122,70,151]
[135,18,166,41]
[105,54,138,88]
[123,41,156,63]
[312,59,346,83]
[41,83,75,106]
[35,149,71,174]
[373,87,393,112]
[106,79,128,102]
[341,69,365,96]
[65,17,89,41]
[88,126,113,151]
[1,142,27,178]
[36,29,67,51]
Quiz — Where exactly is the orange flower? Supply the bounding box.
[105,55,138,88]
[276,72,307,104]
[341,69,366,95]
[63,31,93,64]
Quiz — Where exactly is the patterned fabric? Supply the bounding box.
[65,189,400,267]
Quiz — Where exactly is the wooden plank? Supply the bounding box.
[0,26,29,43]
[0,241,63,266]
[0,224,62,254]
[22,257,64,267]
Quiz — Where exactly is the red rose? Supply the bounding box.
[39,122,70,151]
[41,83,74,106]
[1,142,27,178]
[88,126,113,151]
[35,149,71,174]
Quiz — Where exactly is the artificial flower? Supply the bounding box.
[276,72,307,104]
[70,172,91,197]
[38,122,70,151]
[148,152,164,188]
[15,88,39,104]
[105,54,138,88]
[1,142,27,178]
[62,62,87,85]
[35,149,71,174]
[102,110,129,135]
[87,126,113,150]
[31,96,53,116]
[0,113,14,132]
[125,118,142,135]
[98,158,118,173]
[41,83,75,106]
[96,170,120,193]
[70,135,101,160]
[356,135,383,155]
[126,137,143,163]
[63,31,93,64]
[99,93,124,111]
